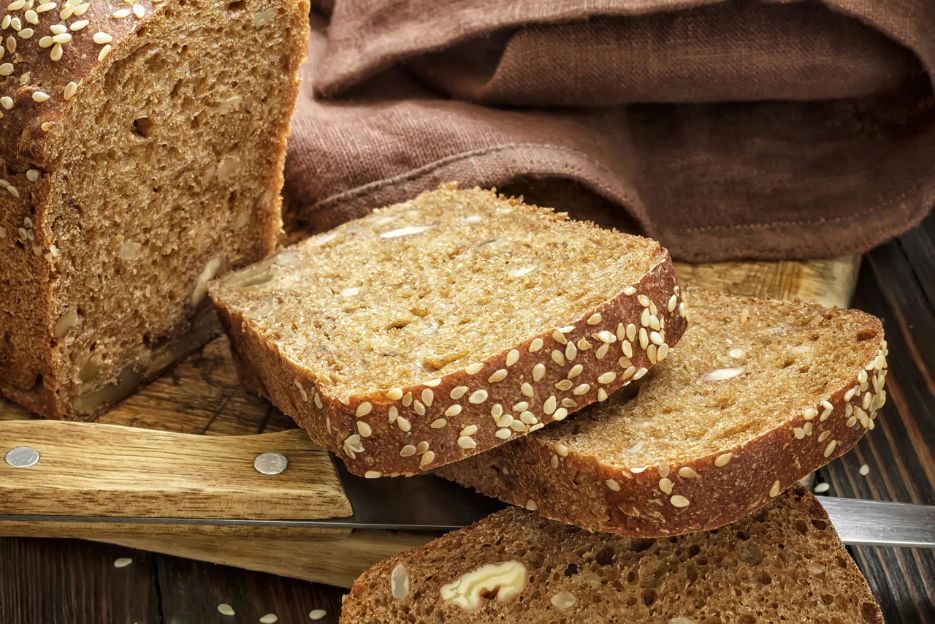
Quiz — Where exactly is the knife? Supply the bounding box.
[2,420,933,549]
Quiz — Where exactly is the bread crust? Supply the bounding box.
[438,307,888,537]
[215,249,687,476]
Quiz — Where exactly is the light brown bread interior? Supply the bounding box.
[0,0,308,419]
[212,185,668,400]
[340,486,883,624]
[438,289,886,536]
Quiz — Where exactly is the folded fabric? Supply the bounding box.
[285,0,935,261]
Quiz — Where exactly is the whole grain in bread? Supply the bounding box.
[0,0,309,419]
[438,289,887,536]
[340,486,883,624]
[210,185,686,476]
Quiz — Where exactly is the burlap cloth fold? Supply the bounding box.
[284,0,935,261]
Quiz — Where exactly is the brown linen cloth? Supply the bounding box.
[284,1,935,261]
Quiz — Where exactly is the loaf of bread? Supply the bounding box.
[340,485,883,623]
[438,289,887,537]
[0,0,309,419]
[210,185,686,476]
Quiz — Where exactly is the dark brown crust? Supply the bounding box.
[214,248,687,476]
[339,486,884,624]
[438,313,887,537]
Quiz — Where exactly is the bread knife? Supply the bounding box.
[1,420,932,548]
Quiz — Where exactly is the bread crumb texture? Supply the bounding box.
[340,487,883,624]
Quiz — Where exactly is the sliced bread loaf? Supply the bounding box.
[209,185,686,476]
[340,486,883,623]
[0,0,309,419]
[437,289,887,536]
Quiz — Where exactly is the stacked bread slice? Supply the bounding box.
[210,186,888,621]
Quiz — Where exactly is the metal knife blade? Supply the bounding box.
[3,462,933,548]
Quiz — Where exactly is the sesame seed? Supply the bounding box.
[17,27,32,38]
[425,378,442,387]
[554,379,573,391]
[495,428,511,439]
[857,370,868,384]
[402,392,413,407]
[525,499,537,511]
[657,343,669,361]
[461,425,478,436]
[0,62,12,76]
[597,330,616,344]
[551,349,565,366]
[36,2,56,13]
[606,479,620,491]
[505,349,519,367]
[564,341,577,361]
[846,416,857,428]
[26,169,40,181]
[511,402,528,412]
[814,482,830,493]
[595,342,609,359]
[621,365,636,379]
[38,34,52,47]
[520,411,537,425]
[844,387,856,401]
[639,328,649,350]
[355,402,372,418]
[510,420,525,431]
[421,388,434,406]
[803,407,818,421]
[552,407,568,421]
[400,445,416,457]
[488,369,507,383]
[416,441,430,454]
[551,455,559,469]
[649,331,664,346]
[112,7,130,17]
[217,603,235,616]
[561,398,577,408]
[859,464,870,476]
[637,294,650,307]
[419,451,435,467]
[670,495,690,508]
[554,443,569,457]
[566,364,583,379]
[364,470,381,479]
[132,3,144,17]
[587,313,602,325]
[667,294,678,313]
[769,480,781,497]
[97,43,111,60]
[532,363,546,382]
[113,557,132,568]
[678,467,700,479]
[529,338,543,352]
[69,19,88,31]
[51,32,71,43]
[356,421,372,437]
[444,404,462,417]
[412,400,426,416]
[621,340,633,359]
[521,382,534,397]
[62,81,77,101]
[385,387,403,401]
[597,388,608,401]
[450,386,468,400]
[457,436,476,450]
[626,323,637,342]
[309,609,327,620]
[542,395,557,415]
[818,430,831,443]
[597,371,616,384]
[793,427,805,439]
[8,0,26,10]
[32,91,50,102]
[572,383,590,396]
[646,345,658,364]
[259,614,278,624]
[641,308,651,327]
[623,286,636,296]
[430,418,446,429]
[658,478,673,494]
[823,440,837,457]
[633,368,648,380]
[551,329,568,345]
[397,417,411,432]
[468,389,488,404]
[465,362,483,375]
[491,403,504,418]
[0,96,12,109]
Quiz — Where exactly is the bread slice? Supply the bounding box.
[209,185,686,476]
[438,289,887,537]
[0,0,309,419]
[340,485,883,623]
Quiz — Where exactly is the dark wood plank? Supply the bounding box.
[0,538,161,624]
[817,214,935,624]
[154,552,342,623]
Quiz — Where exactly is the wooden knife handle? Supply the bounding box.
[0,420,352,521]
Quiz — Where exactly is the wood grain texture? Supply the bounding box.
[0,422,352,520]
[815,216,935,624]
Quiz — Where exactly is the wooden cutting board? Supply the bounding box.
[0,255,860,588]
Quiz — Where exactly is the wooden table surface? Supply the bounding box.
[0,216,933,624]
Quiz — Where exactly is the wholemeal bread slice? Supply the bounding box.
[437,289,887,537]
[209,185,686,476]
[0,0,309,419]
[340,485,883,623]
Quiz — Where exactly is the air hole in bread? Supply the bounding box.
[227,0,245,10]
[131,117,153,138]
